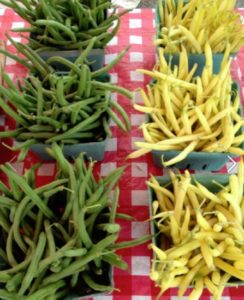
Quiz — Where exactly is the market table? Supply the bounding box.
[0,7,244,300]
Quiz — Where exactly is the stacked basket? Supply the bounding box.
[0,1,153,299]
[127,0,244,299]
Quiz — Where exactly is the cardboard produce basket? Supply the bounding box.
[155,0,236,76]
[151,82,243,171]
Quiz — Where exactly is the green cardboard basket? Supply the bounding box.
[29,138,108,161]
[151,82,243,171]
[39,48,105,72]
[148,174,243,287]
[17,74,111,161]
[155,0,236,76]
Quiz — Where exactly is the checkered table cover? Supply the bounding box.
[0,7,244,300]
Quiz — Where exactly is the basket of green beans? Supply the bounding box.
[0,37,132,161]
[0,0,129,71]
[0,144,151,299]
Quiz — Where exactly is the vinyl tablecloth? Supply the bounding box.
[0,7,244,300]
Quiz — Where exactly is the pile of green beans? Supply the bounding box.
[0,144,151,299]
[0,0,128,50]
[0,37,132,158]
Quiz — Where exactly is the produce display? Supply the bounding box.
[0,0,127,50]
[148,160,244,300]
[128,45,244,166]
[155,0,244,53]
[0,144,150,299]
[0,37,132,159]
[0,0,243,299]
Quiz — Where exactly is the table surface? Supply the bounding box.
[0,7,244,300]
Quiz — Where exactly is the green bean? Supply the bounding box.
[33,209,44,244]
[92,80,133,99]
[18,232,47,296]
[9,206,16,224]
[110,100,131,131]
[0,209,10,232]
[100,17,121,46]
[71,109,79,125]
[42,233,118,284]
[35,179,69,195]
[64,248,87,257]
[70,271,79,288]
[6,227,18,267]
[0,196,17,208]
[86,22,111,36]
[109,186,120,224]
[82,272,114,292]
[6,139,36,152]
[33,116,62,128]
[104,166,126,194]
[0,271,12,283]
[43,185,68,199]
[17,132,56,140]
[28,125,54,132]
[76,32,93,39]
[78,161,94,208]
[101,9,129,27]
[69,0,83,29]
[12,196,29,253]
[66,132,96,139]
[46,56,81,75]
[102,212,135,221]
[0,289,18,300]
[10,45,46,77]
[23,80,38,97]
[0,97,28,127]
[2,72,18,93]
[2,236,35,275]
[0,182,13,198]
[56,77,68,106]
[91,2,111,19]
[35,19,77,42]
[35,46,59,53]
[35,35,72,46]
[86,183,104,206]
[25,280,65,300]
[79,109,90,120]
[102,252,128,270]
[52,223,70,243]
[0,48,32,69]
[54,288,69,300]
[60,257,72,269]
[78,208,93,249]
[50,261,62,273]
[97,223,121,234]
[48,4,65,23]
[28,266,49,295]
[44,220,56,257]
[46,109,105,143]
[6,272,24,292]
[75,65,87,98]
[36,80,43,125]
[73,37,97,68]
[17,42,51,76]
[17,145,31,162]
[0,164,55,219]
[38,237,76,274]
[61,139,79,144]
[111,234,153,250]
[102,116,112,137]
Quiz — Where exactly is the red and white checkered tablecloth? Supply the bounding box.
[0,7,244,300]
